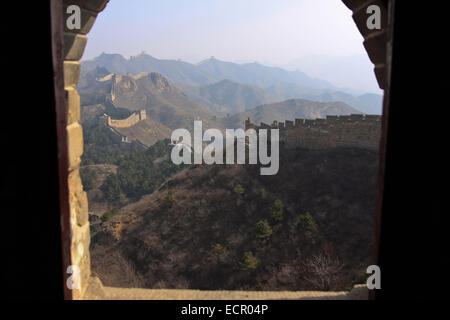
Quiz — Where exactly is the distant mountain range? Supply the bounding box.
[82,53,382,115]
[78,67,222,131]
[78,67,370,147]
[83,53,334,89]
[180,79,273,115]
[183,79,382,116]
[265,84,382,115]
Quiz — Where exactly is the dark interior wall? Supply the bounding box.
[1,1,64,299]
[375,0,448,299]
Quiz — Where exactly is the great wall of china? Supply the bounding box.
[99,73,381,152]
[98,109,148,150]
[245,114,381,151]
[100,109,147,128]
[97,73,149,149]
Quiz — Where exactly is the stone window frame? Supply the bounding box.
[50,0,393,299]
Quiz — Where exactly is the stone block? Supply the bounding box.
[68,170,89,227]
[63,33,88,61]
[363,31,387,65]
[83,276,106,300]
[64,61,80,89]
[67,122,83,170]
[70,222,91,299]
[65,89,80,124]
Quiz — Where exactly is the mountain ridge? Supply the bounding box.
[83,53,335,90]
[78,68,223,131]
[82,53,382,114]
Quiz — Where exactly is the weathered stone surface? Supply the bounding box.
[246,115,381,151]
[64,61,80,89]
[68,169,82,196]
[61,0,110,300]
[352,0,388,38]
[63,5,98,35]
[63,33,88,61]
[100,285,369,300]
[83,276,106,300]
[68,170,89,226]
[363,31,387,65]
[70,223,91,299]
[75,191,89,226]
[66,89,80,124]
[67,122,83,170]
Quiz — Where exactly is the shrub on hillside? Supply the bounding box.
[256,219,272,242]
[259,188,267,200]
[80,167,98,191]
[239,251,259,271]
[212,243,229,260]
[101,174,123,202]
[269,199,284,223]
[233,184,244,195]
[84,129,184,200]
[296,213,317,233]
[102,207,120,222]
[163,189,176,208]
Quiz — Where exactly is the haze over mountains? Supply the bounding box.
[284,54,382,95]
[83,53,333,89]
[182,79,273,115]
[82,53,382,115]
[78,67,222,131]
[78,66,365,144]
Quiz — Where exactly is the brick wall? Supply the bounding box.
[107,110,146,128]
[246,115,381,151]
[62,0,110,299]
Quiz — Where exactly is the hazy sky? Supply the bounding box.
[83,0,381,93]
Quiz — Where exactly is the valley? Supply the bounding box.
[78,53,381,291]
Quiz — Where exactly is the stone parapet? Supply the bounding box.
[84,285,368,300]
[245,114,381,151]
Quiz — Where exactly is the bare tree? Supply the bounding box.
[300,253,344,291]
[111,250,145,288]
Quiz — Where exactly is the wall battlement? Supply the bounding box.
[104,73,119,101]
[245,114,381,151]
[99,110,147,128]
[98,110,148,150]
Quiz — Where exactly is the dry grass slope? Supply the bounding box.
[91,145,377,291]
